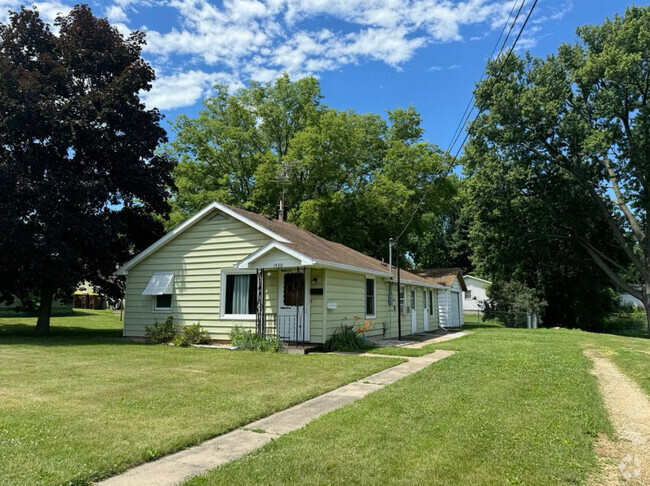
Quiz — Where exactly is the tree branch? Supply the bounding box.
[602,155,645,244]
[580,241,643,299]
[536,140,647,277]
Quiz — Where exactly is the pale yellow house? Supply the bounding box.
[116,202,460,344]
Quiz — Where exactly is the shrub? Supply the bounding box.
[323,324,375,352]
[229,326,283,352]
[483,281,546,328]
[173,323,212,347]
[145,316,179,344]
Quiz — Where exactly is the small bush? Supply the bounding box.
[146,316,180,344]
[323,324,375,352]
[229,326,283,352]
[173,323,212,347]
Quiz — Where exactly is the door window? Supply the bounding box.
[283,273,305,306]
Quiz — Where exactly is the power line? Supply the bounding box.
[445,0,525,156]
[450,0,539,162]
[393,0,539,244]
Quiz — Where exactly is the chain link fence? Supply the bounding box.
[464,308,540,328]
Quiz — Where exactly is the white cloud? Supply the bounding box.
[141,69,243,110]
[1,0,568,110]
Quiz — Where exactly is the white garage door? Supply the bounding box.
[449,291,461,327]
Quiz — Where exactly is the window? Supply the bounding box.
[465,290,472,300]
[429,290,434,316]
[410,289,416,309]
[365,278,376,317]
[155,294,172,310]
[283,273,305,306]
[399,286,406,313]
[224,273,257,316]
[142,272,174,311]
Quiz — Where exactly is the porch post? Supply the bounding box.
[256,269,264,335]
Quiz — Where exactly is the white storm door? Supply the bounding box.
[278,271,307,341]
[410,289,417,334]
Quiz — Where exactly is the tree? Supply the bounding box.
[464,147,619,328]
[167,74,323,228]
[168,77,456,263]
[465,6,650,334]
[0,5,173,335]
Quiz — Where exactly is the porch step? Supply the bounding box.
[284,344,321,355]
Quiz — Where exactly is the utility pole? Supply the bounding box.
[278,164,287,222]
[396,239,402,341]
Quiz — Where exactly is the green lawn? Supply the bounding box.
[0,311,400,485]
[186,325,650,486]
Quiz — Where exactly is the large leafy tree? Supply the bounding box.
[464,147,619,327]
[466,6,650,331]
[0,6,173,334]
[167,77,455,262]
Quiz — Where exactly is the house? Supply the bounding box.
[73,281,104,309]
[116,201,462,344]
[413,268,467,327]
[462,275,491,311]
[620,286,644,309]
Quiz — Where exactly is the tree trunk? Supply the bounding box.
[35,288,53,336]
[645,294,650,337]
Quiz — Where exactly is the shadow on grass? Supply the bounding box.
[461,320,504,331]
[0,310,126,345]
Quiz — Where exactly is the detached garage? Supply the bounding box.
[414,268,467,327]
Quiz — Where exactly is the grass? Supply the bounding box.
[0,310,401,485]
[600,311,649,339]
[185,326,649,486]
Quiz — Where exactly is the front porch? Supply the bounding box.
[237,242,327,346]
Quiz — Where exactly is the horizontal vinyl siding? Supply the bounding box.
[123,213,271,340]
[323,270,399,341]
[323,270,366,340]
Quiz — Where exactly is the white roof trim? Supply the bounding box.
[236,242,315,268]
[142,272,174,295]
[115,201,291,275]
[465,274,492,284]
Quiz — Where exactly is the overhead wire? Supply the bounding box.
[393,0,540,244]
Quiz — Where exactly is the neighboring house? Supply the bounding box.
[413,268,467,327]
[116,201,461,344]
[73,281,104,309]
[620,286,644,308]
[463,275,492,311]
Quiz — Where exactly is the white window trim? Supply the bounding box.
[220,268,258,320]
[152,294,173,312]
[365,276,376,318]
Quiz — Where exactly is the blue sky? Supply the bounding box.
[2,1,638,150]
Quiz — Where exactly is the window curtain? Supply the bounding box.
[232,275,250,314]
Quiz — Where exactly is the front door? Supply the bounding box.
[423,289,429,331]
[278,271,308,342]
[410,289,417,334]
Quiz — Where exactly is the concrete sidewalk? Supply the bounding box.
[98,349,455,486]
[404,330,472,349]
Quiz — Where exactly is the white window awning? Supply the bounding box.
[142,272,174,295]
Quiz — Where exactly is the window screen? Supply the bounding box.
[365,278,375,316]
[155,294,172,310]
[283,273,305,306]
[225,274,257,314]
